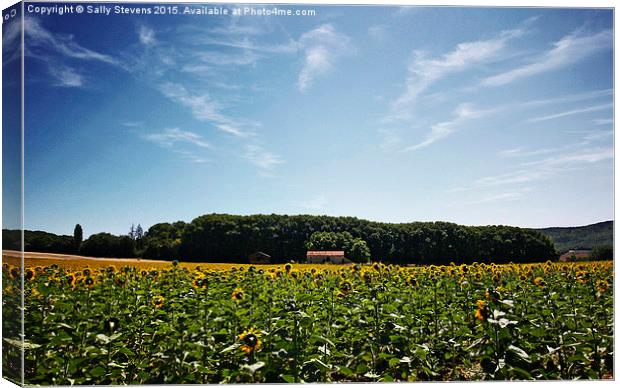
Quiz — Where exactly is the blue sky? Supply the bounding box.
[2,4,614,236]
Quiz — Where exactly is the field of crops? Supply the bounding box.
[2,259,614,384]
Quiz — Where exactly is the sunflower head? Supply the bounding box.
[408,276,418,287]
[533,277,546,288]
[339,281,352,295]
[152,295,165,308]
[231,288,244,302]
[85,277,95,289]
[193,277,208,289]
[597,280,609,293]
[475,300,487,322]
[25,268,35,281]
[576,271,588,283]
[284,264,292,273]
[238,329,262,354]
[9,266,20,280]
[66,273,77,287]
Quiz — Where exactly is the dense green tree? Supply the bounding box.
[348,238,371,263]
[73,224,83,253]
[590,245,613,261]
[4,213,561,264]
[80,233,136,258]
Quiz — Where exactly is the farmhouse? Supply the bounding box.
[306,250,352,264]
[559,249,591,262]
[248,251,271,264]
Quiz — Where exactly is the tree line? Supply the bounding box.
[3,214,559,264]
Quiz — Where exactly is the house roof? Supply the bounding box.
[307,251,345,256]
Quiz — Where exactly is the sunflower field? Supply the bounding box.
[2,260,614,384]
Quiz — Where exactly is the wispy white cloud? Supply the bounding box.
[593,118,613,126]
[455,146,612,192]
[581,130,613,142]
[174,149,210,164]
[197,36,299,54]
[22,17,121,88]
[522,147,613,167]
[243,144,284,174]
[159,82,253,138]
[297,24,353,92]
[474,191,527,204]
[497,147,560,158]
[482,29,612,87]
[129,27,286,174]
[25,17,118,65]
[402,103,494,152]
[145,128,212,149]
[520,88,612,107]
[138,24,156,46]
[48,64,84,87]
[525,103,613,123]
[387,25,527,121]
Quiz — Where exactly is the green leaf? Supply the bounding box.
[90,366,106,377]
[510,367,533,380]
[220,343,239,353]
[507,345,530,362]
[280,374,295,383]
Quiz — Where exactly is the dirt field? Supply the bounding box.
[2,250,267,271]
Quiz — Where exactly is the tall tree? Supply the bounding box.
[73,224,83,253]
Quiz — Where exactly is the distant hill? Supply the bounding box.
[535,221,613,253]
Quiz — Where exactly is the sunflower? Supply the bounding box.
[339,281,352,295]
[83,268,91,277]
[576,271,588,284]
[533,277,546,288]
[597,280,609,293]
[193,277,208,289]
[231,288,244,302]
[407,276,418,287]
[475,300,487,322]
[238,329,262,354]
[65,273,77,287]
[284,263,292,273]
[152,295,165,309]
[25,267,35,282]
[30,286,41,298]
[84,277,95,289]
[114,276,126,287]
[9,266,20,280]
